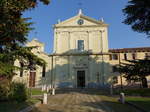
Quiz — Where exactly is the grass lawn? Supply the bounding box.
[99,95,140,112]
[30,88,46,96]
[126,96,150,112]
[0,98,39,112]
[114,88,150,97]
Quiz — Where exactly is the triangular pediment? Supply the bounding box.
[54,14,108,27]
[27,39,44,47]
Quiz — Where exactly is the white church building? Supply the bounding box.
[13,10,150,88]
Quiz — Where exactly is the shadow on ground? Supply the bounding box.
[55,88,110,95]
[0,100,36,112]
[30,89,143,112]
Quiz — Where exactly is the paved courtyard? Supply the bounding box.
[31,89,113,112]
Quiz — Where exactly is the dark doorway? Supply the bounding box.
[77,71,85,88]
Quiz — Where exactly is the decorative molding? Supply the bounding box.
[54,25,108,28]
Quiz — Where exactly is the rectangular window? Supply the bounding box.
[110,54,118,60]
[132,53,137,60]
[96,72,100,83]
[109,54,112,60]
[78,40,84,51]
[124,53,127,60]
[145,53,150,59]
[113,54,118,60]
[42,65,46,77]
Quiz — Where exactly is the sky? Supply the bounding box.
[23,0,150,53]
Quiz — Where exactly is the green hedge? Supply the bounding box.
[115,88,150,96]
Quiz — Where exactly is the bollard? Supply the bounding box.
[43,93,48,104]
[120,92,125,104]
[52,88,55,95]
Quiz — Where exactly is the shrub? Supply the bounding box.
[0,86,8,101]
[10,82,27,102]
[114,88,150,96]
[0,79,11,101]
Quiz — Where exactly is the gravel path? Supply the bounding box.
[31,89,112,112]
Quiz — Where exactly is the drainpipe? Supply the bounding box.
[51,56,54,88]
[100,30,105,85]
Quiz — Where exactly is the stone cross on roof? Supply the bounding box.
[78,9,83,15]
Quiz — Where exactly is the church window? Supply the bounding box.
[78,40,84,51]
[132,53,137,60]
[112,54,118,60]
[110,54,118,60]
[109,54,112,60]
[145,53,150,59]
[77,19,84,25]
[20,62,24,77]
[96,72,100,83]
[124,53,127,60]
[42,65,46,77]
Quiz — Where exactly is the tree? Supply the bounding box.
[115,59,150,88]
[0,0,50,101]
[0,0,50,97]
[123,0,150,36]
[0,0,50,78]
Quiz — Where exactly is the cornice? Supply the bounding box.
[54,24,108,29]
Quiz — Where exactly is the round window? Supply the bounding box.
[77,19,84,25]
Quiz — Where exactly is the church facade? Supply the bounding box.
[13,10,150,88]
[50,10,111,88]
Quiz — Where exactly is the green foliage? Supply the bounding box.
[123,0,150,36]
[0,78,10,101]
[31,88,45,95]
[9,82,27,102]
[0,81,28,102]
[126,96,150,111]
[0,0,49,102]
[0,0,49,78]
[0,61,17,78]
[117,59,150,80]
[0,98,40,112]
[115,59,150,88]
[115,88,150,97]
